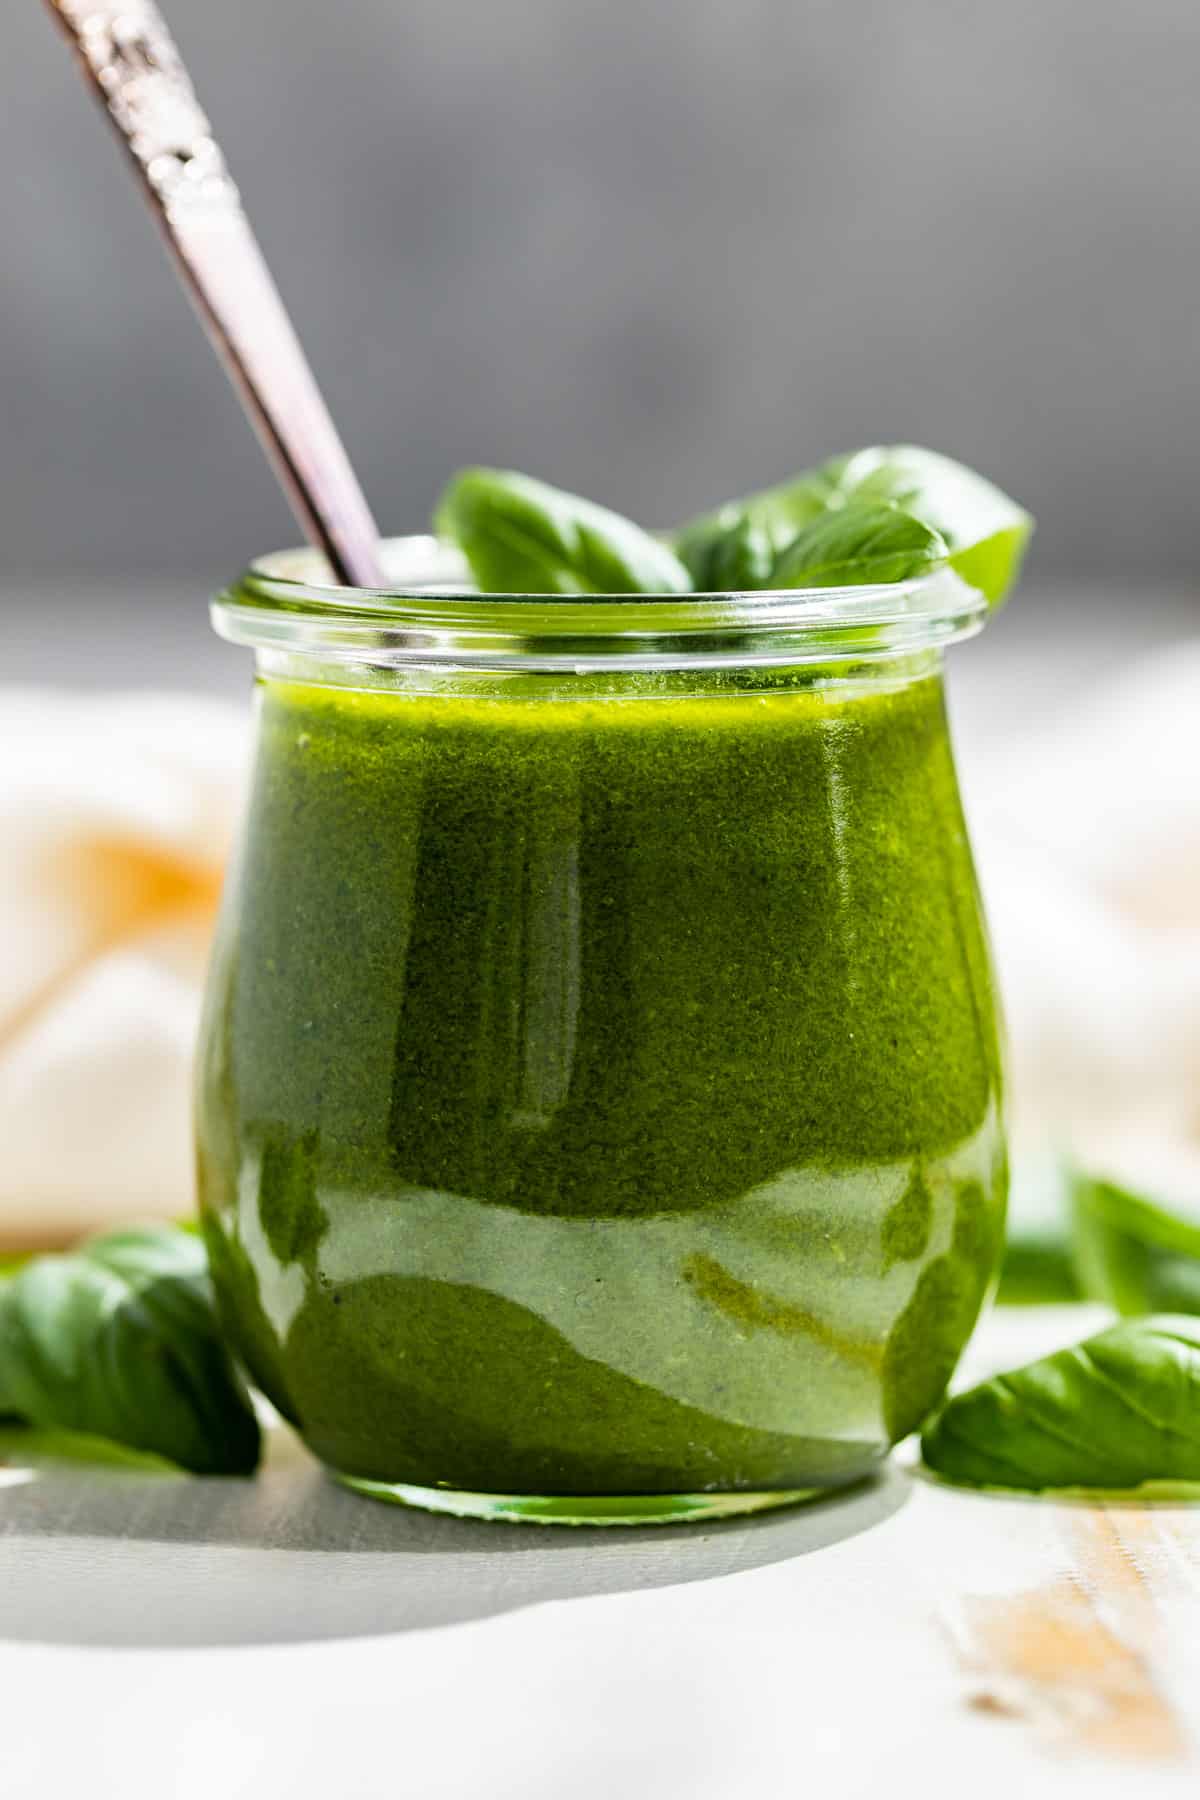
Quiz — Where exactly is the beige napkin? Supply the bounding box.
[0,691,247,1246]
[5,647,1200,1247]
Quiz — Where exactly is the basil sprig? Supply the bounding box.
[674,444,1032,604]
[823,446,1032,605]
[921,1317,1200,1493]
[0,1225,260,1475]
[434,448,1032,602]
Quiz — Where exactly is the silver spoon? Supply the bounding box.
[43,0,384,589]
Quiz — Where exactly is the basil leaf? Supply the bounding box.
[1071,1170,1200,1317]
[0,1422,182,1475]
[675,445,1032,605]
[0,1225,261,1475]
[770,504,948,588]
[0,1254,27,1417]
[995,1157,1082,1305]
[921,1317,1200,1492]
[825,446,1033,606]
[435,468,692,595]
[683,514,776,591]
[675,477,837,589]
[997,1235,1080,1306]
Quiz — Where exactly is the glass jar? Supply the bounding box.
[196,539,1007,1525]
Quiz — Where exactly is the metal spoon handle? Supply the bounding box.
[44,0,384,589]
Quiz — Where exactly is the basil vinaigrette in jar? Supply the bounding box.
[196,538,1007,1524]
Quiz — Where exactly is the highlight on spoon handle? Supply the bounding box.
[43,0,384,589]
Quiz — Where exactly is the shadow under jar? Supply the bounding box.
[196,541,1008,1525]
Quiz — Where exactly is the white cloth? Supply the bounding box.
[3,647,1200,1244]
[0,691,247,1243]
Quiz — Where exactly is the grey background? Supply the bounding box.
[3,0,1199,585]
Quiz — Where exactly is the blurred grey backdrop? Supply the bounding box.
[2,0,1199,583]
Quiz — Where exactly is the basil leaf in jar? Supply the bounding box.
[674,466,840,589]
[435,467,692,595]
[770,504,948,589]
[821,445,1033,606]
[675,445,1032,605]
[0,1225,261,1474]
[685,514,777,590]
[921,1317,1200,1493]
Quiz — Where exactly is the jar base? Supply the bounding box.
[333,1474,821,1527]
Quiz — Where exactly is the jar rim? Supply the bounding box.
[214,535,989,672]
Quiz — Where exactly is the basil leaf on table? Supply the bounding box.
[674,445,1032,605]
[0,1253,28,1416]
[769,504,948,589]
[1070,1170,1200,1317]
[0,1422,182,1475]
[0,1225,261,1475]
[921,1317,1200,1493]
[995,1157,1082,1306]
[435,467,693,595]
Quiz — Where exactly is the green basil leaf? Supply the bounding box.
[684,514,776,591]
[674,475,838,589]
[675,445,1032,604]
[921,1316,1200,1492]
[1070,1170,1200,1317]
[770,504,948,588]
[0,1422,182,1475]
[0,1225,261,1475]
[435,468,692,595]
[0,1253,27,1417]
[995,1157,1082,1305]
[829,447,1033,607]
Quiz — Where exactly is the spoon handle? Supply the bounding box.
[44,0,384,589]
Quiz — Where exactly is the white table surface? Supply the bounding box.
[3,1307,1200,1799]
[4,582,1200,1798]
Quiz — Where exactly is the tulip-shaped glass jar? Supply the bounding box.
[196,540,1006,1524]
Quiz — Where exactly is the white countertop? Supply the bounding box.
[3,1307,1200,1799]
